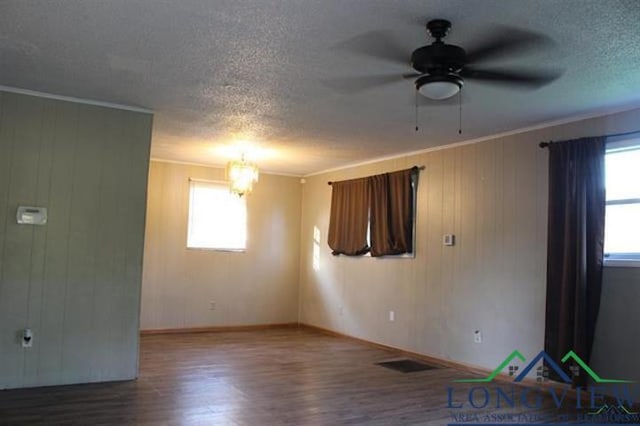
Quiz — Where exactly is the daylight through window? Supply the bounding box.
[604,139,640,261]
[187,179,247,251]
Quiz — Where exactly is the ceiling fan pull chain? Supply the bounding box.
[458,87,463,135]
[415,89,419,132]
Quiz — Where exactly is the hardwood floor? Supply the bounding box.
[0,327,601,425]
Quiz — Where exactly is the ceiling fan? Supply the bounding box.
[325,19,562,100]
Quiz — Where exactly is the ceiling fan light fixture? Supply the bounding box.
[416,74,463,100]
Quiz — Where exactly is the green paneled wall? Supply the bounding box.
[0,91,152,389]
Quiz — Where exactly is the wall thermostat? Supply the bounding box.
[16,206,47,225]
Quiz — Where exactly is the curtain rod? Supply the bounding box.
[327,165,425,186]
[539,129,640,148]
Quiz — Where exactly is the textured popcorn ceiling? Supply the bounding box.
[1,0,639,175]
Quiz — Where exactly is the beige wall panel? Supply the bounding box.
[591,267,640,382]
[299,106,640,379]
[140,162,301,330]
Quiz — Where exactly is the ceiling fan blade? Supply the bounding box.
[321,74,404,94]
[402,72,422,79]
[465,26,555,64]
[331,30,410,66]
[461,67,562,88]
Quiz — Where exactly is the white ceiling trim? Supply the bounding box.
[305,103,640,177]
[0,85,153,114]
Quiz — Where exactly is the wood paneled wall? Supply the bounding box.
[591,266,640,383]
[140,161,301,330]
[0,91,152,389]
[299,106,640,376]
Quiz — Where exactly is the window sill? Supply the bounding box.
[186,247,246,253]
[604,259,640,268]
[363,252,416,259]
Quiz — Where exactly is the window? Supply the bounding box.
[604,138,640,262]
[327,167,418,257]
[187,179,247,251]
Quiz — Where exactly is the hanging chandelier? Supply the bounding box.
[226,154,259,196]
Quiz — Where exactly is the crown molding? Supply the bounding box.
[0,85,153,114]
[305,103,640,177]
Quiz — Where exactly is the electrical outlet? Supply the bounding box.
[389,310,395,322]
[21,328,33,348]
[209,301,216,311]
[474,330,482,344]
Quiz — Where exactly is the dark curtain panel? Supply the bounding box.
[327,177,370,256]
[369,168,415,257]
[544,136,606,385]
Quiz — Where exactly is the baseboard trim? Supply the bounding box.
[299,323,570,392]
[302,324,638,408]
[140,322,300,335]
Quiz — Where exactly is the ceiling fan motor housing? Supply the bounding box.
[411,43,466,75]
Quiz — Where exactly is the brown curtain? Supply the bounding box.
[327,177,370,256]
[369,168,415,257]
[544,136,606,384]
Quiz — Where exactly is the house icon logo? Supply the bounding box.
[454,349,634,384]
[447,349,638,420]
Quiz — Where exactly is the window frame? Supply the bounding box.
[603,136,640,267]
[186,178,247,252]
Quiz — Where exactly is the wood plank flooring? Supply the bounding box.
[0,328,608,425]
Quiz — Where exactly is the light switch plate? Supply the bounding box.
[443,234,455,246]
